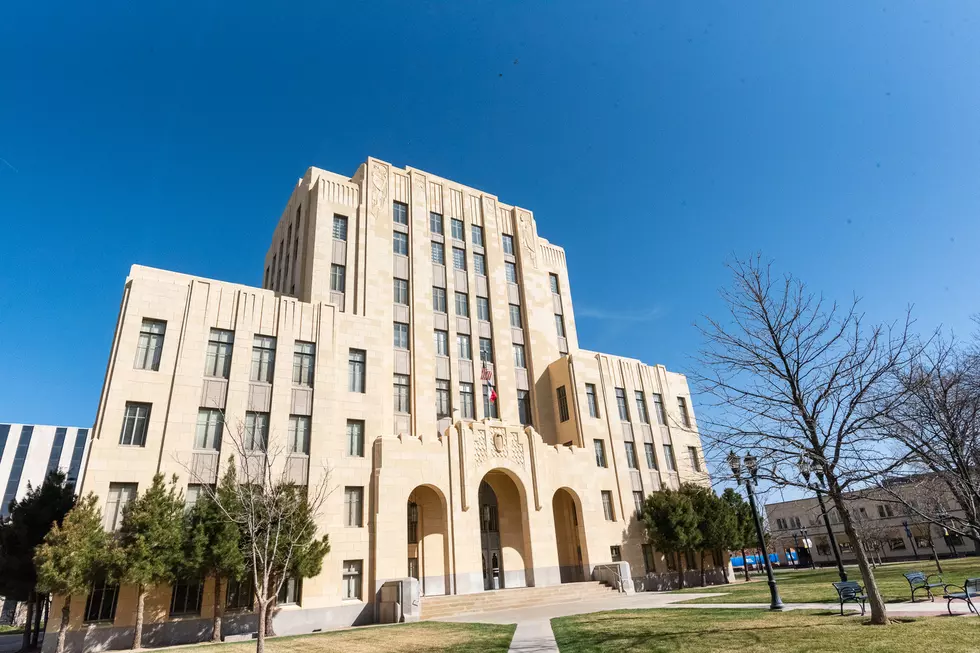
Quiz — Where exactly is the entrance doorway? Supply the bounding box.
[477,470,532,591]
[406,484,450,596]
[479,481,502,590]
[552,488,586,583]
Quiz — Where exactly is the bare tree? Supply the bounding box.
[696,255,916,625]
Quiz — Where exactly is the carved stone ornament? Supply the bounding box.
[414,175,426,205]
[370,162,388,219]
[492,428,506,453]
[518,211,537,268]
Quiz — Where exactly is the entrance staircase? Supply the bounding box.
[420,581,620,619]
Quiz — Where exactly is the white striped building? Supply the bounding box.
[0,423,92,515]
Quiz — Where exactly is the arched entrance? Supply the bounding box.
[478,470,532,590]
[552,488,586,583]
[407,485,450,596]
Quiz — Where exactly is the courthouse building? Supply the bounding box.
[53,157,711,649]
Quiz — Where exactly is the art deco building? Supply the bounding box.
[53,157,711,650]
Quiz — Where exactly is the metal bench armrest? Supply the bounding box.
[944,583,966,594]
[926,574,943,584]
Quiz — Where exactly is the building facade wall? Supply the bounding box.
[0,423,91,516]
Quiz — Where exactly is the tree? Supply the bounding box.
[697,256,917,624]
[642,488,701,589]
[681,484,736,585]
[115,474,186,650]
[34,494,111,653]
[721,488,756,581]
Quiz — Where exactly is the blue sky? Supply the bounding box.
[2,1,979,431]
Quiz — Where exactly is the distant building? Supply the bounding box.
[0,423,91,515]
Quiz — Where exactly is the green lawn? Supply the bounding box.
[552,608,979,653]
[672,557,980,604]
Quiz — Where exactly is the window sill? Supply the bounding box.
[168,613,203,621]
[83,620,117,628]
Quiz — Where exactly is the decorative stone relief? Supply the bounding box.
[370,162,388,219]
[413,174,426,207]
[510,430,525,467]
[473,428,488,466]
[472,425,526,469]
[518,211,538,268]
[482,196,496,229]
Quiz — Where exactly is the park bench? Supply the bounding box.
[832,581,867,616]
[942,578,980,616]
[903,571,944,602]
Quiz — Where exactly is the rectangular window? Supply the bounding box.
[505,261,518,283]
[408,502,419,545]
[343,560,362,600]
[393,278,409,305]
[330,264,346,292]
[652,394,666,425]
[452,247,466,271]
[594,439,607,467]
[610,545,622,562]
[644,442,658,469]
[877,504,895,518]
[170,578,204,616]
[450,218,465,240]
[633,491,644,517]
[471,225,484,247]
[436,380,451,418]
[120,402,151,446]
[346,420,364,457]
[478,337,493,363]
[502,234,514,255]
[455,292,469,317]
[104,483,137,531]
[204,329,234,379]
[664,444,677,472]
[244,412,269,451]
[288,415,310,455]
[429,212,443,235]
[195,408,223,450]
[586,384,599,418]
[687,446,701,472]
[393,231,409,256]
[517,390,531,425]
[250,335,276,383]
[278,576,301,605]
[344,487,364,527]
[473,252,486,276]
[555,314,566,338]
[85,580,119,623]
[394,374,411,413]
[393,322,410,349]
[549,273,560,294]
[615,388,630,421]
[601,491,615,521]
[483,384,498,419]
[460,383,475,419]
[625,441,639,469]
[292,341,315,386]
[333,214,348,241]
[678,397,692,428]
[184,484,205,512]
[476,296,490,321]
[135,319,166,371]
[434,330,449,356]
[393,201,408,225]
[557,385,570,422]
[509,304,522,328]
[348,349,366,392]
[431,241,445,265]
[433,287,447,313]
[513,344,526,369]
[457,334,472,360]
[642,544,655,574]
[635,391,650,424]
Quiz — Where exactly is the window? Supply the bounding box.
[288,415,310,455]
[889,538,907,551]
[663,444,677,472]
[430,212,443,234]
[120,402,151,446]
[393,231,409,256]
[557,386,569,422]
[476,296,490,321]
[431,241,445,265]
[84,580,119,623]
[505,261,518,283]
[393,322,410,349]
[331,264,346,292]
[877,504,895,518]
[594,440,607,467]
[346,420,364,457]
[292,341,315,386]
[244,412,269,451]
[513,344,526,369]
[483,384,498,419]
[642,544,655,574]
[775,518,787,530]
[633,491,644,517]
[452,247,466,270]
[104,483,137,531]
[687,446,701,472]
[644,442,658,469]
[170,578,204,616]
[502,234,515,255]
[549,273,560,294]
[509,304,522,328]
[652,393,666,425]
[625,441,639,469]
[601,491,615,521]
[333,214,348,240]
[473,252,486,276]
[225,576,253,611]
[610,545,622,562]
[450,218,464,240]
[393,278,409,305]
[615,388,630,421]
[517,390,531,425]
[555,314,566,338]
[250,335,276,383]
[394,374,411,413]
[678,397,692,428]
[343,560,362,600]
[457,334,472,360]
[434,330,449,356]
[393,201,408,225]
[135,319,166,371]
[204,329,234,379]
[278,576,301,605]
[344,487,364,527]
[479,337,493,363]
[436,380,451,418]
[433,287,447,313]
[185,484,205,512]
[635,392,650,424]
[460,383,475,419]
[407,501,419,544]
[348,349,366,392]
[195,409,223,450]
[471,224,484,247]
[455,292,469,317]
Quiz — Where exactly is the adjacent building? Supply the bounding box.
[0,423,91,515]
[53,157,712,650]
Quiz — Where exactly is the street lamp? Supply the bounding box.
[939,507,959,558]
[799,527,816,569]
[798,456,847,582]
[728,451,784,611]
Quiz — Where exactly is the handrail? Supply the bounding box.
[593,563,626,592]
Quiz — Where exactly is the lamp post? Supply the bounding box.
[791,532,800,569]
[800,527,815,569]
[798,456,847,582]
[728,451,784,611]
[902,520,920,560]
[939,507,959,558]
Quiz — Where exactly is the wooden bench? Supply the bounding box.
[833,581,867,616]
[904,571,944,602]
[943,578,980,616]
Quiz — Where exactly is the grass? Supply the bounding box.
[672,557,980,604]
[0,624,24,635]
[552,608,980,653]
[182,621,515,653]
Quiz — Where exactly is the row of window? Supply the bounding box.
[584,383,692,429]
[592,437,683,473]
[264,204,304,296]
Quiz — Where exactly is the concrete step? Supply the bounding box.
[420,582,619,619]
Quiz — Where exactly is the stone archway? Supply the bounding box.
[552,487,587,583]
[407,484,450,596]
[478,469,532,590]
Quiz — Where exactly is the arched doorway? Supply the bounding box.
[552,488,586,583]
[478,470,532,590]
[407,485,450,596]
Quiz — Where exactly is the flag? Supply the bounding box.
[482,363,498,403]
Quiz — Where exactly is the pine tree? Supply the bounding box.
[721,488,756,581]
[683,484,737,585]
[34,494,111,653]
[641,488,701,588]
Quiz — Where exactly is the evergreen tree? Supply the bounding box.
[682,484,737,585]
[641,488,701,588]
[34,494,111,653]
[721,488,756,581]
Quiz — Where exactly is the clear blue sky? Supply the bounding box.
[2,1,979,428]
